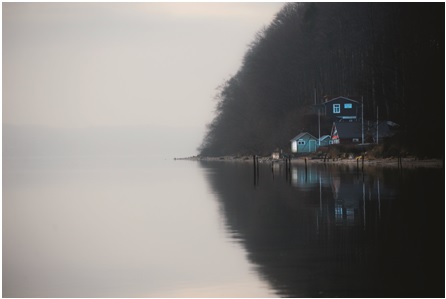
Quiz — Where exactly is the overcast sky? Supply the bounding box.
[3,3,283,131]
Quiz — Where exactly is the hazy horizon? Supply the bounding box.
[3,2,284,157]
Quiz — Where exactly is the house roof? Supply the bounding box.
[333,122,362,138]
[323,96,360,105]
[319,135,331,141]
[372,121,399,138]
[290,132,317,142]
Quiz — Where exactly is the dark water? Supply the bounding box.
[199,160,445,298]
[3,157,444,297]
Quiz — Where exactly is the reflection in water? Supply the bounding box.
[3,157,277,298]
[200,161,445,297]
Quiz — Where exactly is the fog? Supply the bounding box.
[3,124,202,159]
[3,3,284,158]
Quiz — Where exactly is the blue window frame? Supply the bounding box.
[333,104,340,113]
[344,103,352,109]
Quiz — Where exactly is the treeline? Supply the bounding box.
[199,3,444,158]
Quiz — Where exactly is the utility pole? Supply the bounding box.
[361,96,364,144]
[314,87,320,145]
[318,109,321,146]
[376,106,379,144]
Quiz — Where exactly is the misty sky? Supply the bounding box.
[3,2,283,154]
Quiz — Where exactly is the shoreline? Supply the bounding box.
[175,155,444,169]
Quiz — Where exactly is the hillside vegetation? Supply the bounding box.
[198,3,444,158]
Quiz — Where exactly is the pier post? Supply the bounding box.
[256,156,260,182]
[285,158,288,181]
[397,155,403,169]
[271,161,275,180]
[362,153,364,172]
[253,155,257,186]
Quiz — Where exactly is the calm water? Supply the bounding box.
[3,156,444,297]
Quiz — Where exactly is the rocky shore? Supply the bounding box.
[175,155,444,168]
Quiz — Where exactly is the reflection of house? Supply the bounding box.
[291,166,319,188]
[330,175,362,226]
[322,96,361,121]
[331,122,362,144]
[290,132,318,153]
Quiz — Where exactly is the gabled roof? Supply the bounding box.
[372,121,399,138]
[332,122,362,138]
[319,135,331,141]
[323,96,360,105]
[290,132,317,142]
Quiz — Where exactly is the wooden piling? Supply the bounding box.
[256,156,260,182]
[285,159,288,181]
[362,153,364,172]
[253,155,257,186]
[271,161,275,180]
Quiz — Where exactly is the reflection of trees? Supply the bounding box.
[200,161,444,297]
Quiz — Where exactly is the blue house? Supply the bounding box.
[290,132,318,153]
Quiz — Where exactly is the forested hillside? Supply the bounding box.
[198,3,444,158]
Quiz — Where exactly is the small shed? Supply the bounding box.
[290,132,318,153]
[318,135,331,146]
[271,148,281,160]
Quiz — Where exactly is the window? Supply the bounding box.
[344,103,352,109]
[333,104,340,113]
[298,139,305,145]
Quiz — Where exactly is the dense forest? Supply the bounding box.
[198,3,444,158]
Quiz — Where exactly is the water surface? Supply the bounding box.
[3,157,444,297]
[198,160,444,297]
[3,156,275,297]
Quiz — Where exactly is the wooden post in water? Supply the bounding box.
[285,158,288,181]
[253,155,257,186]
[271,161,275,180]
[256,156,260,182]
[362,153,364,172]
[397,154,403,169]
[304,158,308,182]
